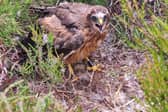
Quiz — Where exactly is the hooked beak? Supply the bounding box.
[98,18,103,25]
[96,18,104,32]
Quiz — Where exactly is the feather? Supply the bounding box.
[37,2,110,64]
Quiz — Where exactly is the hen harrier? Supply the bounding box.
[36,2,110,78]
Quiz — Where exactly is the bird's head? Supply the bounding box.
[87,6,110,34]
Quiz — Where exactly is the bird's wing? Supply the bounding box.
[30,2,92,29]
[38,15,84,56]
[54,2,92,29]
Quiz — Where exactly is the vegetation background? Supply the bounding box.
[0,0,168,111]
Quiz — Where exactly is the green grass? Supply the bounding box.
[0,80,65,112]
[0,0,32,46]
[1,0,168,111]
[0,0,64,80]
[116,0,168,111]
[17,27,64,83]
[0,0,64,111]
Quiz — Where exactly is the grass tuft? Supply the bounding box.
[0,80,65,112]
[116,0,168,111]
[1,0,168,111]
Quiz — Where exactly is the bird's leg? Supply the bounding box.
[67,64,79,82]
[86,58,102,72]
[68,64,74,77]
[86,57,94,67]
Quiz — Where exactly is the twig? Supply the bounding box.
[4,80,24,94]
[88,71,95,87]
[56,88,73,94]
[120,99,135,108]
[103,98,114,110]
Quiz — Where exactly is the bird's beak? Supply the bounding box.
[98,18,103,25]
[97,18,104,32]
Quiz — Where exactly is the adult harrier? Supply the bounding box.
[35,2,110,78]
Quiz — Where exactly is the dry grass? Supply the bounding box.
[0,0,168,111]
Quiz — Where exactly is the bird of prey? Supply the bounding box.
[36,2,110,78]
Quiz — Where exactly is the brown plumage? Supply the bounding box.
[38,2,110,65]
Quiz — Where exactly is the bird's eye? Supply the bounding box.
[103,15,107,22]
[91,16,97,22]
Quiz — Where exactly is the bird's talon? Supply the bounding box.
[87,64,102,72]
[67,64,79,82]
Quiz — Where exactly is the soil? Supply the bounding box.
[0,29,147,112]
[1,0,166,111]
[0,5,148,112]
[28,33,147,112]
